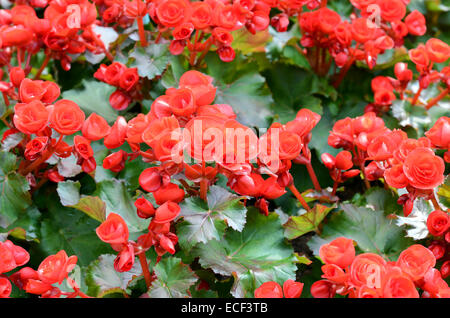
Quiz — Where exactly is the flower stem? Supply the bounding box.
[332,45,359,88]
[331,171,341,196]
[361,166,371,189]
[138,252,152,289]
[137,16,148,47]
[155,31,162,44]
[411,87,423,106]
[2,92,9,107]
[306,161,322,192]
[288,184,311,211]
[20,135,63,176]
[333,56,355,88]
[91,30,114,61]
[189,31,200,66]
[17,47,22,67]
[425,88,449,110]
[1,116,11,128]
[294,43,306,57]
[34,53,51,80]
[76,290,93,298]
[430,194,441,211]
[195,38,213,67]
[199,160,208,201]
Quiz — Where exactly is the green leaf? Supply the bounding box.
[189,282,219,298]
[263,64,336,126]
[392,82,450,135]
[129,44,171,80]
[149,257,197,298]
[0,151,32,228]
[328,0,353,17]
[37,196,113,266]
[57,181,81,206]
[2,206,41,242]
[0,95,6,117]
[232,29,271,55]
[71,197,107,223]
[94,179,149,233]
[86,254,143,297]
[308,203,414,261]
[371,48,408,71]
[61,79,118,124]
[193,208,296,297]
[353,187,401,215]
[282,45,311,70]
[438,176,450,209]
[266,26,301,61]
[205,54,274,128]
[295,254,313,265]
[161,55,188,89]
[177,186,247,250]
[117,158,151,192]
[57,180,107,223]
[283,204,334,240]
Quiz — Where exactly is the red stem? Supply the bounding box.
[1,117,12,128]
[76,290,93,298]
[138,252,152,289]
[331,171,341,196]
[137,16,148,47]
[425,88,449,110]
[91,31,114,61]
[354,147,370,190]
[306,161,322,192]
[333,56,355,88]
[199,160,208,201]
[189,31,200,66]
[294,43,306,57]
[155,31,162,44]
[316,47,321,73]
[430,194,441,211]
[320,47,328,75]
[288,184,311,211]
[34,53,51,80]
[20,135,63,176]
[411,86,423,106]
[333,45,359,88]
[17,47,22,67]
[2,92,9,107]
[195,38,213,67]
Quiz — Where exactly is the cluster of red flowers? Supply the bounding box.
[427,210,449,281]
[94,62,141,110]
[97,70,323,218]
[0,240,29,298]
[294,0,426,80]
[325,111,446,215]
[254,279,304,298]
[95,0,278,64]
[0,1,110,76]
[0,0,448,300]
[6,77,98,182]
[311,237,450,298]
[1,67,322,220]
[1,240,83,298]
[368,39,450,113]
[96,202,181,272]
[321,150,360,196]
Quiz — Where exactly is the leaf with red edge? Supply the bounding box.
[283,204,335,240]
